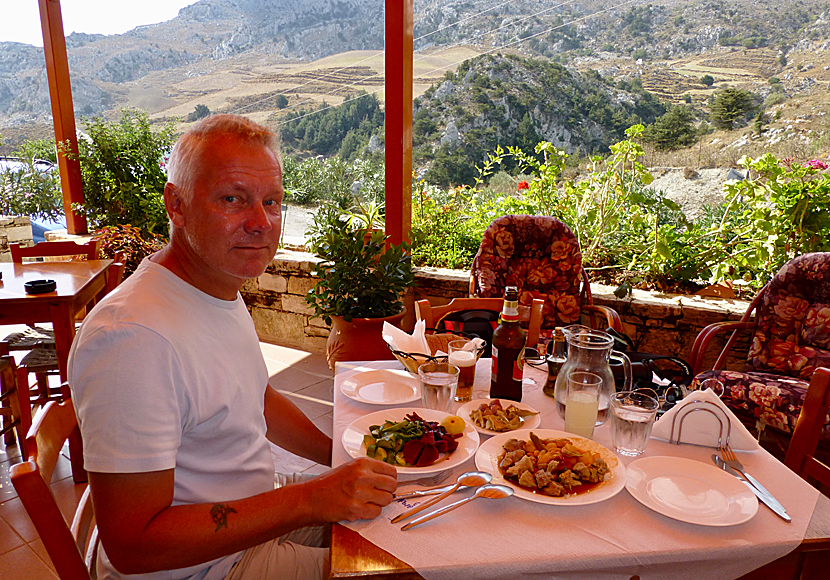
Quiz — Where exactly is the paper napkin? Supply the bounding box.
[651,388,759,450]
[382,319,431,355]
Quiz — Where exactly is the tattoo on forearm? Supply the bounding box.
[210,503,237,532]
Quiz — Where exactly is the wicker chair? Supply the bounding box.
[689,253,830,446]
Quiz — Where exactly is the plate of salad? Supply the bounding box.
[341,407,480,474]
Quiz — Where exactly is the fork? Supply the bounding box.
[409,471,452,487]
[718,445,780,505]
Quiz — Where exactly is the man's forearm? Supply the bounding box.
[264,386,333,466]
[90,471,317,575]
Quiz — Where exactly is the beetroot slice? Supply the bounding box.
[444,436,459,452]
[403,440,425,465]
[415,444,440,467]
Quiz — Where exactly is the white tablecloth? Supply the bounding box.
[332,359,821,580]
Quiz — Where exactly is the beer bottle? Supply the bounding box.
[490,286,526,401]
[542,327,567,397]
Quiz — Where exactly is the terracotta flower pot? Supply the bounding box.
[326,307,406,372]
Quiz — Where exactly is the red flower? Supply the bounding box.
[517,180,529,190]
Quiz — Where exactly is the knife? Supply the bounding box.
[711,455,791,522]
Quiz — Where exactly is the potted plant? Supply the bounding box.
[305,202,415,371]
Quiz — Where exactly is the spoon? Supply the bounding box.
[401,484,514,530]
[390,471,492,523]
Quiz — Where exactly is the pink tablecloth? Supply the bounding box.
[332,359,822,580]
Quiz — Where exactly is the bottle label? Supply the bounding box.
[513,347,525,381]
[491,345,499,382]
[501,299,520,322]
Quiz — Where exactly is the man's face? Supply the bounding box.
[171,136,283,294]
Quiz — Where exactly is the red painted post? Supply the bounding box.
[384,0,413,246]
[39,0,87,234]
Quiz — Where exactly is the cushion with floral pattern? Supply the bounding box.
[472,215,584,327]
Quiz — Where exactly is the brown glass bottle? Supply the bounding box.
[542,327,567,397]
[490,286,526,402]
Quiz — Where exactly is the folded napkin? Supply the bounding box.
[651,388,759,450]
[382,320,430,355]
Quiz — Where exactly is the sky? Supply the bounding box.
[1,0,198,47]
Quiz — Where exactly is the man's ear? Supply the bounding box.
[164,183,186,228]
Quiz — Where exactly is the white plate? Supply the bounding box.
[340,369,420,405]
[626,456,758,526]
[475,428,626,506]
[341,407,480,475]
[458,398,542,436]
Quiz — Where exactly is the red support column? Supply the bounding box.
[39,0,87,234]
[384,0,413,246]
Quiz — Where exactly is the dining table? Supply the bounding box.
[331,357,830,580]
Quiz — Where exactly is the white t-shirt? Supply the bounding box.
[68,258,276,580]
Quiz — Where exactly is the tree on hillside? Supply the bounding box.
[643,106,697,150]
[710,88,755,130]
[700,74,714,86]
[187,104,210,122]
[275,94,288,109]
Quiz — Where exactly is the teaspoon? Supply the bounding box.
[390,471,492,523]
[402,484,514,530]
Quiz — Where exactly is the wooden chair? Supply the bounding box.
[10,398,97,579]
[0,354,32,458]
[10,239,100,263]
[784,367,830,493]
[415,297,545,350]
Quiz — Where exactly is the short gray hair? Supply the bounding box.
[166,114,282,195]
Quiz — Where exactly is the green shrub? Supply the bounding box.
[72,109,176,236]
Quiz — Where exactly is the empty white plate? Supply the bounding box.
[626,456,758,526]
[340,368,420,405]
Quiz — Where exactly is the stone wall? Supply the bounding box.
[242,251,755,370]
[0,216,32,261]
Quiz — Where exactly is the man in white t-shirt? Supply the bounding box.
[68,114,398,580]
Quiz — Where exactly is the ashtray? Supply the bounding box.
[24,279,57,294]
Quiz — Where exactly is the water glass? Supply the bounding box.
[418,362,459,413]
[565,371,602,439]
[448,340,476,402]
[610,391,659,456]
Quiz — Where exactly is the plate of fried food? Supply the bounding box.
[458,398,541,436]
[475,429,626,506]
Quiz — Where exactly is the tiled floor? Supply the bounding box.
[0,340,333,579]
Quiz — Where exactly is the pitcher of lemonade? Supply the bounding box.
[554,327,632,425]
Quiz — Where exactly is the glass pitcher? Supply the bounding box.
[554,328,632,425]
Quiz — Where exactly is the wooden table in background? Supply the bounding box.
[0,260,112,381]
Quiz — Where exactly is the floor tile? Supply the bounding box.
[0,513,24,554]
[280,392,332,421]
[260,342,315,367]
[311,412,333,439]
[0,545,58,580]
[48,478,87,524]
[0,497,37,543]
[269,365,331,393]
[269,443,317,474]
[296,378,334,403]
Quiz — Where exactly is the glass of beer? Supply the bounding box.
[448,340,477,402]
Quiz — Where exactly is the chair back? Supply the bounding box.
[0,355,32,458]
[744,253,830,379]
[415,297,544,351]
[469,215,587,327]
[10,239,100,263]
[10,399,96,580]
[784,367,830,493]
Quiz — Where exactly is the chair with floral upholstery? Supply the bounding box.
[469,215,622,332]
[688,252,830,446]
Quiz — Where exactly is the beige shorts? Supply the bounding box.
[224,473,329,580]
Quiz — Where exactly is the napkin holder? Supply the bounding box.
[668,399,731,447]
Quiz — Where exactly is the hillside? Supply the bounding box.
[2,0,830,159]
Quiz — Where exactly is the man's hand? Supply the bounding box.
[304,458,398,522]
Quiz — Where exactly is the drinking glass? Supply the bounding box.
[418,362,459,413]
[699,378,725,398]
[448,340,476,402]
[610,391,659,456]
[565,371,601,439]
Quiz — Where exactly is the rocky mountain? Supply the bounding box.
[1,0,830,149]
